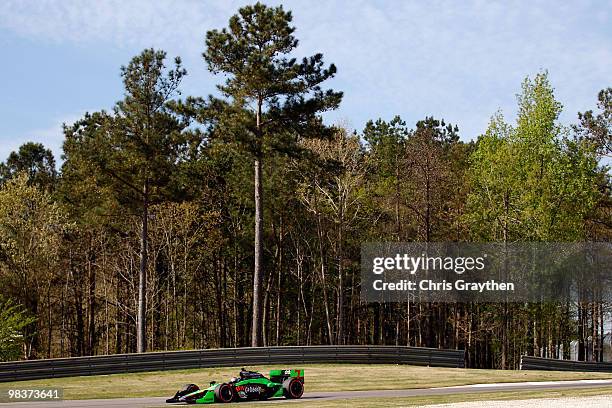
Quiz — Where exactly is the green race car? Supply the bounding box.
[166,368,304,404]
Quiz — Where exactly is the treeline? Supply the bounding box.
[0,3,610,369]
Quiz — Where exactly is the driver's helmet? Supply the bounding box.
[230,376,240,383]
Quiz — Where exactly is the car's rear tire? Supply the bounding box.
[282,378,304,399]
[214,383,235,403]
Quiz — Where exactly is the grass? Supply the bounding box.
[2,364,612,400]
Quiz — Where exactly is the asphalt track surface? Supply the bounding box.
[2,379,612,407]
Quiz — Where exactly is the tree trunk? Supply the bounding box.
[137,180,148,353]
[501,192,509,368]
[395,160,401,240]
[316,207,333,344]
[87,246,96,356]
[600,302,604,362]
[46,284,52,358]
[336,208,345,344]
[251,97,264,347]
[275,220,283,346]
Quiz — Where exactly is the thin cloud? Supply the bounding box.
[0,0,238,52]
[0,0,610,142]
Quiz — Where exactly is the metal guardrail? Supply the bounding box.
[0,345,465,382]
[520,355,612,372]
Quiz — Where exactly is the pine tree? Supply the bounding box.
[0,142,57,190]
[203,2,342,346]
[62,49,188,352]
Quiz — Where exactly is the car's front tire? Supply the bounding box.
[214,383,235,403]
[282,378,304,399]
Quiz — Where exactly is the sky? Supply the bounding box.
[0,0,610,164]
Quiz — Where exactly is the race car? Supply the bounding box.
[166,368,304,404]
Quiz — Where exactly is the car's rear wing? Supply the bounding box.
[269,369,304,383]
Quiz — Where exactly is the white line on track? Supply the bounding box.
[433,379,612,389]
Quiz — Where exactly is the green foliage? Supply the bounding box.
[575,87,612,157]
[0,173,68,358]
[415,116,460,147]
[466,111,517,240]
[0,142,57,190]
[0,173,68,283]
[202,1,342,156]
[0,296,36,361]
[467,72,600,241]
[363,116,408,178]
[62,49,190,211]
